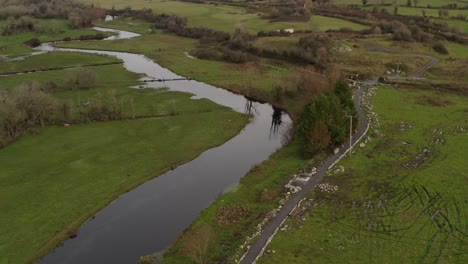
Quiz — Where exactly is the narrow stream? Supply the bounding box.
[35,28,291,263]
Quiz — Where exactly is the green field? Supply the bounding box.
[0,19,104,58]
[330,38,431,78]
[258,86,468,263]
[363,5,468,17]
[80,0,366,33]
[0,64,249,263]
[0,109,248,264]
[335,0,468,8]
[253,36,299,52]
[0,21,250,263]
[55,25,302,112]
[0,52,120,74]
[436,18,468,33]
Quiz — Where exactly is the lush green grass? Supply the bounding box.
[364,5,468,17]
[95,17,152,34]
[81,0,366,33]
[258,87,468,263]
[161,143,315,263]
[0,5,279,264]
[0,46,250,263]
[0,52,120,74]
[253,36,299,52]
[436,18,468,33]
[0,62,239,119]
[330,38,431,78]
[0,19,103,57]
[363,37,468,83]
[0,110,248,264]
[55,29,302,113]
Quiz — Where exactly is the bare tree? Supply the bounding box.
[11,82,57,127]
[183,224,214,264]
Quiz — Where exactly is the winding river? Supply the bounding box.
[35,27,291,263]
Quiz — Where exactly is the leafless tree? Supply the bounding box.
[183,224,214,264]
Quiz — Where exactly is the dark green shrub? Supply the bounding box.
[432,42,449,54]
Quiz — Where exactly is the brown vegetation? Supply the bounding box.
[182,224,214,264]
[214,205,250,226]
[0,82,57,147]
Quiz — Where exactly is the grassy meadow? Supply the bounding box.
[0,52,120,74]
[258,86,468,264]
[0,18,250,263]
[0,108,248,264]
[81,0,366,33]
[56,24,302,112]
[0,19,104,58]
[330,38,431,78]
[0,64,250,263]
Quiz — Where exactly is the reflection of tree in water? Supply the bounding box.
[244,97,257,115]
[270,106,283,136]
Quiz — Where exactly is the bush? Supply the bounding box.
[24,38,40,47]
[222,49,250,63]
[0,82,58,147]
[392,26,413,41]
[296,78,356,157]
[432,42,449,54]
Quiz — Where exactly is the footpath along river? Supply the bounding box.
[35,27,291,263]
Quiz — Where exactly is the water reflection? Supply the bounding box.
[270,106,283,136]
[244,97,256,115]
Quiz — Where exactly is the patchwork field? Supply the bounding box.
[80,0,366,33]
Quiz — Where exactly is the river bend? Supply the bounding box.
[35,27,291,263]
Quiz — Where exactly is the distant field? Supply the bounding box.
[259,86,468,263]
[335,0,468,7]
[0,52,120,74]
[436,18,468,33]
[0,19,103,57]
[253,36,299,52]
[363,5,468,17]
[330,38,431,78]
[80,0,366,33]
[56,26,300,110]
